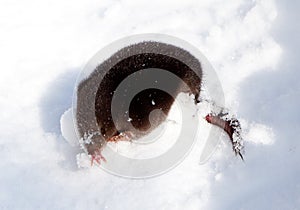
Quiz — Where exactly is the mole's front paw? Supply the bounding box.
[91,149,106,166]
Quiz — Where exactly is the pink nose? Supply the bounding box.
[205,114,212,123]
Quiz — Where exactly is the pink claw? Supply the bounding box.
[91,150,106,166]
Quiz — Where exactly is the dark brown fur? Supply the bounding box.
[76,42,202,155]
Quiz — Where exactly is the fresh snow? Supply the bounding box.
[0,0,299,209]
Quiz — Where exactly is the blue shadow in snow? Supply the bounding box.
[39,69,79,135]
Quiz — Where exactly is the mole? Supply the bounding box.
[75,41,243,164]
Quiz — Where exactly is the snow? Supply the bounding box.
[60,108,79,147]
[0,0,299,209]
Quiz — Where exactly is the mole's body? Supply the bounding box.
[75,41,244,164]
[76,41,202,162]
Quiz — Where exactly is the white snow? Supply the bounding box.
[0,0,299,209]
[60,108,79,146]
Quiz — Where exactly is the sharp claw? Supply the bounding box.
[90,150,106,166]
[90,131,134,166]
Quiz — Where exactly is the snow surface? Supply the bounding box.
[0,0,299,209]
